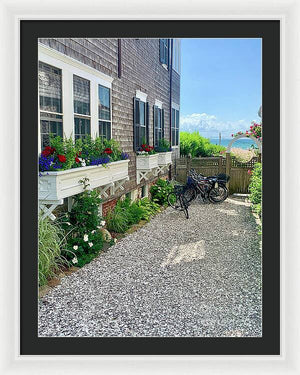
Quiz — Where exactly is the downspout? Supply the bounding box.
[169,39,173,144]
[169,39,173,179]
[118,39,122,78]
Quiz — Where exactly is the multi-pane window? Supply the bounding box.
[98,85,111,141]
[73,75,91,141]
[39,62,63,148]
[133,98,148,150]
[159,39,169,67]
[172,39,181,74]
[154,106,164,147]
[171,108,180,146]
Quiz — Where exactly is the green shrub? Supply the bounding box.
[105,196,161,234]
[106,207,129,233]
[59,190,104,267]
[180,131,226,157]
[106,198,145,233]
[249,162,262,218]
[150,179,174,206]
[126,201,144,225]
[38,216,67,286]
[137,198,161,221]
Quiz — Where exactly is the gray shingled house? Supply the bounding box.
[38,38,181,215]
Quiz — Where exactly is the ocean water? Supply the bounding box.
[209,138,257,150]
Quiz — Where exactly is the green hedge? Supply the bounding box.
[249,162,262,218]
[180,131,226,157]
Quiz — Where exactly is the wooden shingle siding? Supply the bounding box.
[39,38,179,198]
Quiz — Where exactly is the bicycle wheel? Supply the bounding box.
[179,194,189,219]
[167,192,184,210]
[208,184,228,203]
[183,186,197,204]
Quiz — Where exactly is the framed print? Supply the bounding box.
[1,0,299,373]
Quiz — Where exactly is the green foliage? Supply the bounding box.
[50,135,77,170]
[180,131,226,157]
[63,231,104,268]
[38,215,67,286]
[155,138,171,152]
[136,197,161,221]
[106,206,130,233]
[42,135,125,172]
[150,178,174,206]
[105,196,161,234]
[105,198,145,233]
[59,190,104,267]
[249,162,262,218]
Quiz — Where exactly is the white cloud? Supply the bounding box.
[180,113,251,138]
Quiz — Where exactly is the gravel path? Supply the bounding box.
[38,198,262,337]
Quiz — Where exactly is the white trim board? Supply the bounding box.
[155,99,163,108]
[38,43,114,87]
[136,90,147,102]
[172,102,180,110]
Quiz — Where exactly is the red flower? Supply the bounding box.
[141,144,146,148]
[41,146,51,157]
[75,156,80,163]
[42,146,56,157]
[58,154,66,163]
[145,148,151,152]
[104,147,113,154]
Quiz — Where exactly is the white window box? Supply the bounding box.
[157,151,172,166]
[39,159,129,201]
[136,154,159,170]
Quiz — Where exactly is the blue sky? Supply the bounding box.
[180,38,262,139]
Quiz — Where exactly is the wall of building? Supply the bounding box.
[39,38,179,205]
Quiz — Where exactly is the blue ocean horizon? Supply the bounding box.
[209,137,256,150]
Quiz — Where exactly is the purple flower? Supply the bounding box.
[90,156,110,166]
[121,152,130,160]
[39,155,54,172]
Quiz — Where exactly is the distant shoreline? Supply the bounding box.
[209,138,256,150]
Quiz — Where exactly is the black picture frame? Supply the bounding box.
[20,20,280,355]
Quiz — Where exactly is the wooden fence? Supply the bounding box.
[174,156,260,194]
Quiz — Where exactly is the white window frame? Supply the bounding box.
[172,39,181,75]
[171,102,180,148]
[38,43,113,152]
[154,100,163,147]
[98,84,113,141]
[134,93,148,149]
[136,90,147,102]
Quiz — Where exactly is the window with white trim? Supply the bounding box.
[153,106,164,147]
[172,39,181,74]
[159,39,169,67]
[171,107,180,146]
[98,85,111,141]
[38,44,114,151]
[133,97,149,150]
[73,75,91,140]
[39,61,63,148]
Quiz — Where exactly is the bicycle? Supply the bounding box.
[187,169,229,203]
[167,170,229,210]
[167,183,191,219]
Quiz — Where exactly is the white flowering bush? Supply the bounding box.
[59,190,104,267]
